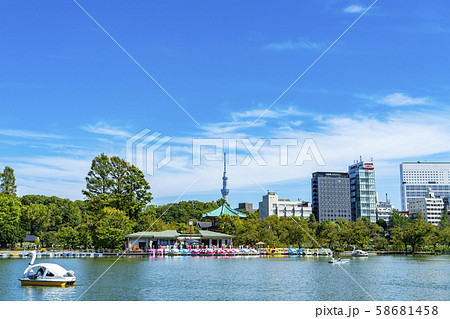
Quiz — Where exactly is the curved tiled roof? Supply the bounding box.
[202,203,247,218]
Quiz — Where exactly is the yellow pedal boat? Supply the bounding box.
[19,251,76,287]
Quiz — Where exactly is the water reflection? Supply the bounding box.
[0,255,448,301]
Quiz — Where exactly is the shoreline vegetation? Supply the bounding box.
[1,154,449,254]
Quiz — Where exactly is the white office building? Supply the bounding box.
[408,189,444,226]
[400,162,450,211]
[376,193,394,223]
[259,191,312,219]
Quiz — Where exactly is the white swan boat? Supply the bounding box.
[19,251,76,287]
[351,246,368,257]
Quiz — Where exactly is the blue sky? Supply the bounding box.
[1,0,450,209]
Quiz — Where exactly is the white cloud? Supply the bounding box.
[145,108,450,203]
[264,38,322,51]
[0,129,64,139]
[200,120,266,136]
[344,5,365,14]
[377,93,431,106]
[82,122,131,138]
[0,156,92,199]
[231,106,305,121]
[5,104,450,209]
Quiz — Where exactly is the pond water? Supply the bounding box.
[0,255,449,301]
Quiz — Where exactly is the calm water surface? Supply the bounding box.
[0,255,449,301]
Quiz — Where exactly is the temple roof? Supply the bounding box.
[202,203,247,218]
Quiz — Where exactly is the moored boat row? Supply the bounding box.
[0,252,104,259]
[0,247,366,259]
[148,245,335,257]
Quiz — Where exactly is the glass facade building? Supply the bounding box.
[400,162,450,211]
[348,161,377,222]
[311,172,351,222]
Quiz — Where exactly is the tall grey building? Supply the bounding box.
[311,172,351,222]
[348,160,377,222]
[400,162,450,211]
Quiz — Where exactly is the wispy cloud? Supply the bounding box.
[344,5,365,14]
[144,107,450,203]
[5,106,450,205]
[0,129,64,139]
[4,156,92,199]
[377,93,431,107]
[231,106,305,121]
[82,122,131,138]
[200,120,266,136]
[264,38,323,51]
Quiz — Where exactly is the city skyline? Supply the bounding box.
[1,1,450,209]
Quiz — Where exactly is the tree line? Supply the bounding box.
[217,210,450,253]
[0,155,222,250]
[1,154,449,252]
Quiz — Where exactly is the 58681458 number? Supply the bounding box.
[376,306,438,316]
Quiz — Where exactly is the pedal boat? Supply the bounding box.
[288,246,299,255]
[328,258,350,264]
[19,251,76,287]
[166,248,180,256]
[351,246,368,257]
[265,248,283,255]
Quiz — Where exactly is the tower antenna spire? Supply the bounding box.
[221,152,229,202]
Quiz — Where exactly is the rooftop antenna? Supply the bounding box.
[221,152,229,203]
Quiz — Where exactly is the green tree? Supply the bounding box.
[21,203,50,238]
[319,220,339,248]
[426,227,440,252]
[389,209,410,229]
[20,195,82,231]
[405,214,432,252]
[352,219,371,248]
[94,207,132,249]
[376,219,387,231]
[56,226,79,249]
[0,194,23,247]
[278,217,303,247]
[439,211,449,228]
[389,226,408,251]
[40,231,57,248]
[388,209,411,251]
[0,166,17,196]
[217,214,242,235]
[76,220,94,250]
[232,218,262,246]
[83,154,152,219]
[367,221,385,249]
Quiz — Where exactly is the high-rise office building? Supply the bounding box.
[311,172,351,222]
[348,160,377,222]
[400,162,450,211]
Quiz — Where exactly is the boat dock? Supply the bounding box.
[0,247,334,259]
